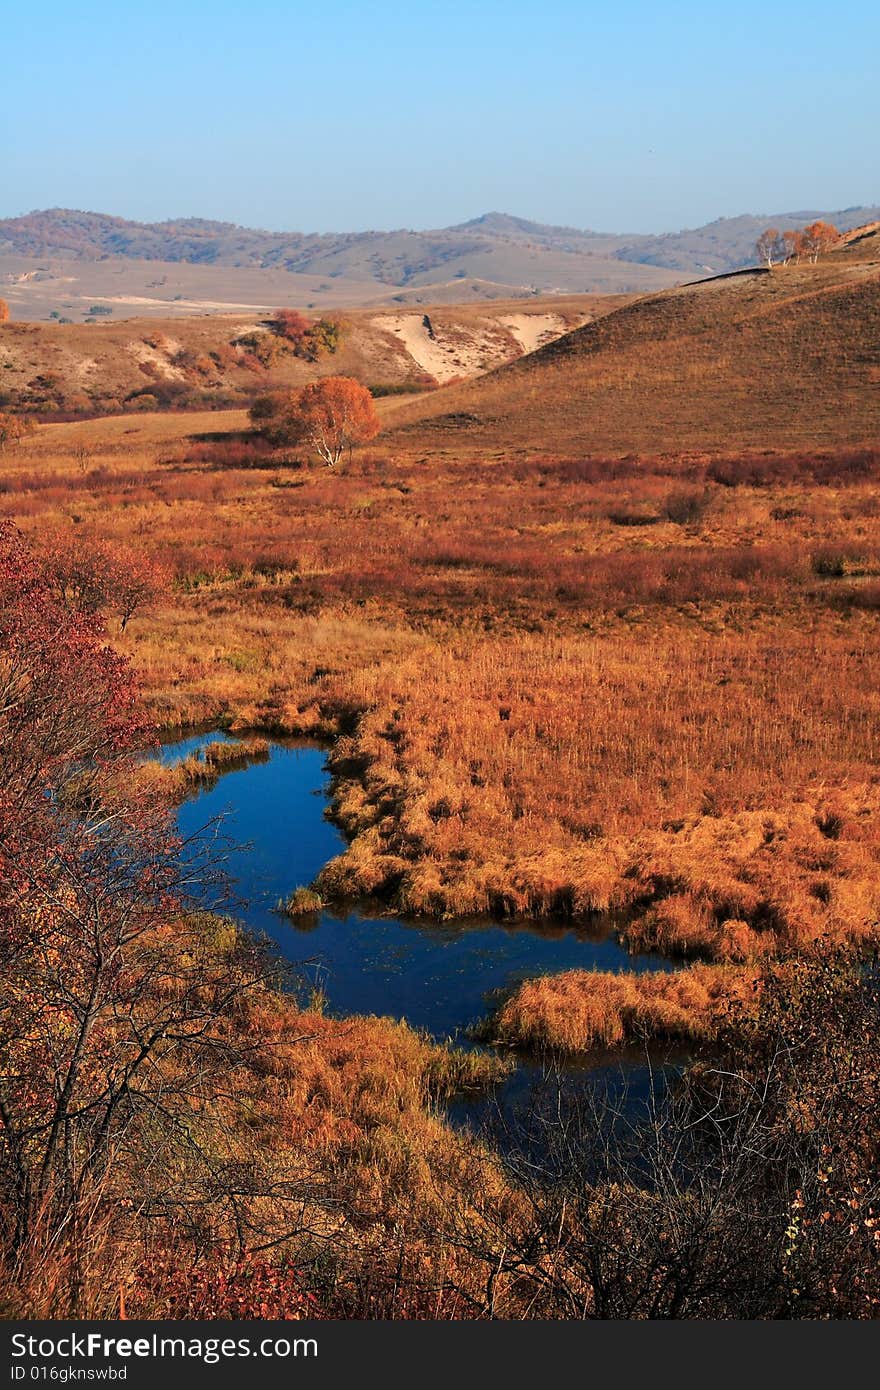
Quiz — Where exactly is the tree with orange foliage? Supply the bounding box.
[272,308,311,348]
[758,221,839,269]
[250,376,380,465]
[0,413,35,451]
[800,220,839,263]
[0,299,9,323]
[267,309,343,362]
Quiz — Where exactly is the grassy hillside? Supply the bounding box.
[0,294,623,415]
[391,229,880,454]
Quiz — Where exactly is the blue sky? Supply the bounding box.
[2,0,877,233]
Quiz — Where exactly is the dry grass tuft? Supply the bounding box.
[487,963,759,1053]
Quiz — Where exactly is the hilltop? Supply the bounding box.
[2,203,878,318]
[390,226,880,454]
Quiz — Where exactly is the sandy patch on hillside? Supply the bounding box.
[73,356,99,383]
[373,313,519,383]
[497,313,571,354]
[126,339,186,380]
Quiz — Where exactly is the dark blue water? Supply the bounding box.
[168,733,670,1043]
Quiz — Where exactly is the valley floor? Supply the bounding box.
[2,403,879,1316]
[8,409,879,984]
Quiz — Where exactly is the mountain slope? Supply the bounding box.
[389,228,880,454]
[0,209,677,306]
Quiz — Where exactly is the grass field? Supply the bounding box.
[5,364,879,976]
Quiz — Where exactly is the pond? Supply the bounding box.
[167,732,678,1135]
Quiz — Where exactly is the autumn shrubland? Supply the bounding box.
[4,391,880,974]
[4,380,880,964]
[0,521,522,1318]
[2,239,880,1316]
[0,295,598,419]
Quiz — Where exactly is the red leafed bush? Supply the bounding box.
[41,530,170,630]
[132,1254,322,1320]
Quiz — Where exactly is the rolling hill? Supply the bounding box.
[0,295,620,415]
[388,226,880,455]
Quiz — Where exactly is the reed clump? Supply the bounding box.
[314,632,880,959]
[487,963,759,1054]
[278,885,324,916]
[136,736,270,801]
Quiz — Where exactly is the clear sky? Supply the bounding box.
[2,0,877,234]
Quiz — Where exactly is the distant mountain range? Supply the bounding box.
[1,205,878,313]
[4,204,880,278]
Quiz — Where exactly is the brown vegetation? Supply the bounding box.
[0,295,600,418]
[0,412,35,450]
[42,529,169,630]
[250,376,380,464]
[315,627,880,958]
[486,964,759,1053]
[3,398,879,967]
[137,737,272,802]
[0,525,516,1318]
[466,956,880,1319]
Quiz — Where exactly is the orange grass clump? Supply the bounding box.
[487,963,759,1053]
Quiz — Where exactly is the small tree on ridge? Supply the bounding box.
[756,228,782,269]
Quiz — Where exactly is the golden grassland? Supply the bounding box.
[4,247,880,1317]
[3,244,880,1058]
[316,625,880,962]
[4,411,880,984]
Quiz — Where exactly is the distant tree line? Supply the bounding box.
[755,220,839,269]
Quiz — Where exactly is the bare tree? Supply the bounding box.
[756,227,782,269]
